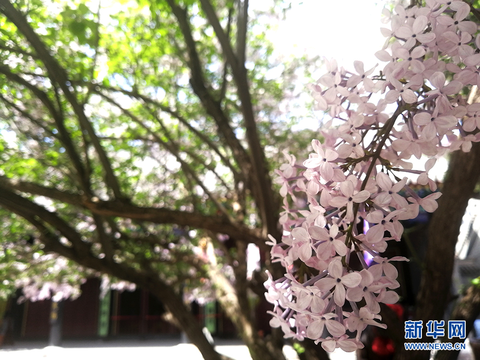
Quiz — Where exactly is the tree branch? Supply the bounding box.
[0,175,266,248]
[199,0,279,236]
[0,176,83,205]
[83,198,267,248]
[164,0,252,183]
[0,183,90,258]
[236,0,248,66]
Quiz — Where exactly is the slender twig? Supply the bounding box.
[90,84,241,178]
[97,91,236,223]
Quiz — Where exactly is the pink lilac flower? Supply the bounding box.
[385,77,419,104]
[321,335,364,352]
[347,61,376,91]
[369,256,409,281]
[303,140,339,182]
[463,103,480,131]
[265,1,480,351]
[309,224,348,260]
[346,307,387,339]
[413,108,458,141]
[306,312,346,340]
[395,15,436,49]
[439,31,474,58]
[315,258,362,307]
[427,71,463,112]
[290,227,313,263]
[346,269,383,313]
[374,172,409,209]
[329,178,370,222]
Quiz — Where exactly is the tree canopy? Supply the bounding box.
[0,0,322,359]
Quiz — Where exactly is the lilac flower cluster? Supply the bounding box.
[265,0,480,352]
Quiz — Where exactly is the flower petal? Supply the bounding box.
[309,226,329,241]
[328,258,344,278]
[292,227,309,242]
[321,339,337,352]
[366,224,385,243]
[384,263,398,280]
[333,240,348,256]
[334,283,346,306]
[315,277,337,292]
[412,15,428,34]
[306,319,325,339]
[342,272,362,288]
[430,72,445,89]
[326,320,346,337]
[376,172,392,191]
[352,190,370,203]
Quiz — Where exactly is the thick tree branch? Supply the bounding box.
[164,0,252,182]
[199,0,279,236]
[0,176,83,205]
[199,0,239,76]
[0,184,91,258]
[83,198,267,248]
[0,176,267,248]
[236,0,248,66]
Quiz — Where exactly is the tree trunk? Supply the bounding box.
[435,283,480,360]
[49,300,64,347]
[210,272,287,360]
[147,281,230,360]
[204,245,287,360]
[394,141,480,360]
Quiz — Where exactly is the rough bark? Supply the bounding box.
[394,141,480,360]
[205,239,287,360]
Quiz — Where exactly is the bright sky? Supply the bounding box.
[271,0,387,68]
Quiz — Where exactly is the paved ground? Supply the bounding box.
[0,338,357,360]
[2,338,478,360]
